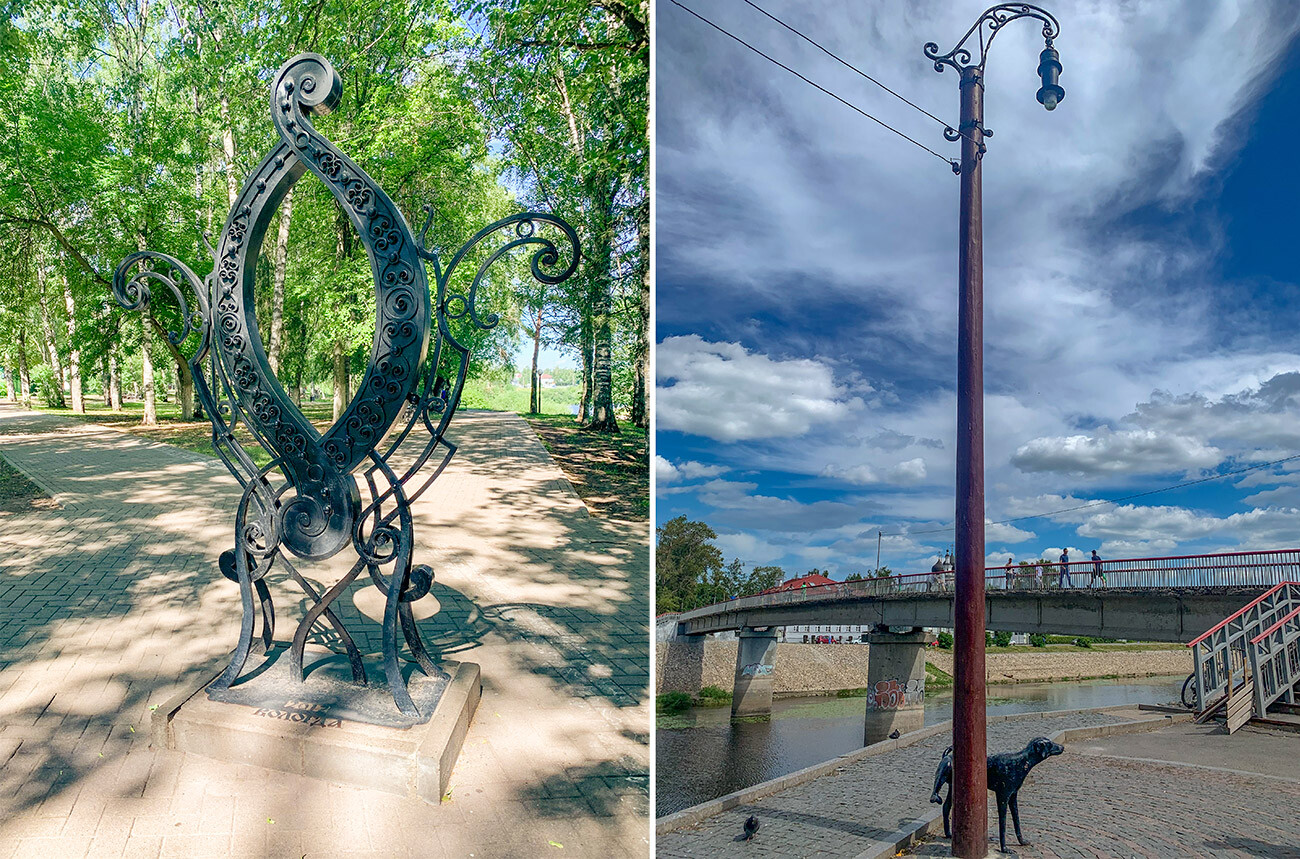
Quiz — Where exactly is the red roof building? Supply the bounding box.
[760,572,837,595]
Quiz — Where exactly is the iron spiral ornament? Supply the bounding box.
[112,53,580,715]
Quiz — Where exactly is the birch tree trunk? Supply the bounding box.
[17,329,31,407]
[156,329,194,420]
[586,188,619,433]
[579,320,593,423]
[36,263,66,408]
[5,362,16,403]
[109,352,123,410]
[530,315,542,414]
[219,96,239,206]
[141,315,157,425]
[332,338,349,421]
[62,272,83,413]
[268,187,293,375]
[631,200,649,428]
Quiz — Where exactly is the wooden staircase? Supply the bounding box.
[1187,582,1300,733]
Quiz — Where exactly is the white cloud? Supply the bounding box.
[657,335,864,441]
[819,457,926,486]
[690,478,874,532]
[986,521,1035,544]
[1011,428,1221,476]
[654,455,728,485]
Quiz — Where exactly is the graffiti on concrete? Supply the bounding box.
[740,661,775,678]
[865,678,923,709]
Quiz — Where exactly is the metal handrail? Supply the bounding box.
[1251,605,1300,646]
[1189,581,1297,648]
[679,550,1300,620]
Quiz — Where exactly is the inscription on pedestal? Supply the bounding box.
[251,701,344,728]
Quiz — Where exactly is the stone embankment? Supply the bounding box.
[656,641,1191,695]
[927,646,1192,684]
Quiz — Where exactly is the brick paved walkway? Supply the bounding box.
[655,711,1128,858]
[903,727,1300,858]
[0,404,649,858]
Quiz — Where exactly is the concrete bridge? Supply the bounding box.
[659,549,1300,742]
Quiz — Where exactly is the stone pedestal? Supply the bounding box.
[152,643,480,804]
[732,627,779,718]
[863,627,932,745]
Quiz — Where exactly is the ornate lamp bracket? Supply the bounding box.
[925,3,1059,163]
[923,3,1061,75]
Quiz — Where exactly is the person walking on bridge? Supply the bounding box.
[1090,549,1106,588]
[1058,549,1072,588]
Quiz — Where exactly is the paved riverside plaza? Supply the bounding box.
[0,404,649,858]
[656,709,1300,858]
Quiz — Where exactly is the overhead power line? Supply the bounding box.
[667,0,959,172]
[892,451,1300,538]
[738,0,964,139]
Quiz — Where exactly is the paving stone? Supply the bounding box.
[0,404,648,857]
[903,750,1300,858]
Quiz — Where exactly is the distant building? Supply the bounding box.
[757,573,866,642]
[781,623,870,644]
[759,572,838,594]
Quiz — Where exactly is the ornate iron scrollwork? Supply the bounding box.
[923,4,1061,75]
[112,53,580,715]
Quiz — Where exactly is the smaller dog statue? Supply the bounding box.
[930,736,1064,853]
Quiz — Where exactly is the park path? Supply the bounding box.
[0,403,649,858]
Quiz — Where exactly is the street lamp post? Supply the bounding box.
[924,6,1064,857]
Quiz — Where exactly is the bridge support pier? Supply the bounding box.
[732,626,779,718]
[864,627,933,746]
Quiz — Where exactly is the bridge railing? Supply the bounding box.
[678,549,1300,622]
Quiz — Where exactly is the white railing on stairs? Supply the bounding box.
[1187,581,1300,731]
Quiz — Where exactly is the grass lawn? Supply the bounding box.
[27,385,649,521]
[524,413,648,521]
[0,454,57,515]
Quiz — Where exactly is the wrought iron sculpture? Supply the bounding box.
[112,53,579,715]
[930,737,1065,853]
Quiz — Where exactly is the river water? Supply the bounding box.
[655,674,1186,817]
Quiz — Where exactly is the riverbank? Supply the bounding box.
[655,676,1189,817]
[656,640,1191,697]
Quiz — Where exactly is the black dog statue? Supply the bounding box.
[929,736,1064,853]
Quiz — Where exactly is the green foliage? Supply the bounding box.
[936,631,954,649]
[696,685,731,706]
[0,0,647,428]
[31,364,63,408]
[458,379,582,414]
[844,572,864,582]
[1074,637,1093,648]
[1029,634,1048,648]
[992,630,1013,648]
[656,517,723,612]
[925,662,954,688]
[872,566,894,579]
[656,692,692,714]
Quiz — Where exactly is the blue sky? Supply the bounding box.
[655,1,1300,581]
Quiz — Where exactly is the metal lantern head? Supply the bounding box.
[1036,41,1064,110]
